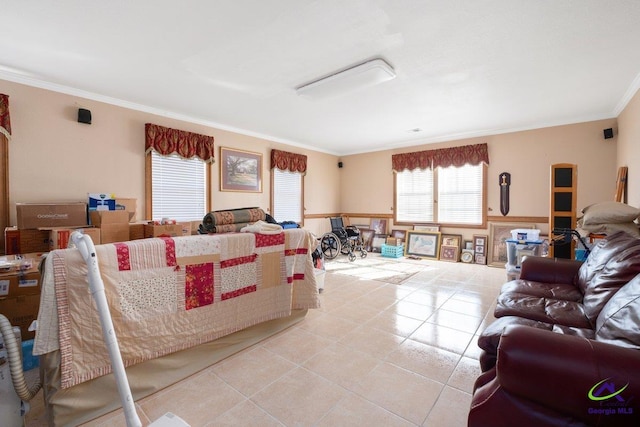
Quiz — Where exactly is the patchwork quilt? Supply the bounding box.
[34,229,319,389]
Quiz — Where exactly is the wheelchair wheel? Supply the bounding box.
[320,232,341,260]
[360,249,367,258]
[348,252,356,262]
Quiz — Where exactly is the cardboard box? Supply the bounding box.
[5,227,50,255]
[88,193,116,212]
[144,222,191,238]
[129,223,146,240]
[16,202,87,229]
[0,294,40,340]
[386,237,403,246]
[89,210,129,226]
[90,211,130,244]
[48,227,101,250]
[0,260,40,298]
[115,198,137,222]
[100,224,129,243]
[0,264,41,298]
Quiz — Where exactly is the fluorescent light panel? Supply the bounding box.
[296,58,396,99]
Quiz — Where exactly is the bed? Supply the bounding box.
[33,228,320,426]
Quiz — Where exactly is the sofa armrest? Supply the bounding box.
[519,256,582,284]
[496,325,640,424]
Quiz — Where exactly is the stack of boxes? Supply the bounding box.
[3,202,90,343]
[5,202,89,254]
[0,255,43,340]
[88,194,138,243]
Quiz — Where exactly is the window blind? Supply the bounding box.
[151,151,206,221]
[438,164,483,224]
[396,168,434,223]
[272,169,302,223]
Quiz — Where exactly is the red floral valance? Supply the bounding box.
[145,123,215,162]
[392,143,489,172]
[271,149,307,173]
[0,94,11,140]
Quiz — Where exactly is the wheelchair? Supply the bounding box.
[320,217,367,262]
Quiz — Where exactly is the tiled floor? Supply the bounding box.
[25,255,505,426]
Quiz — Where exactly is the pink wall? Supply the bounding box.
[1,79,340,236]
[340,119,619,236]
[617,89,640,207]
[2,78,636,239]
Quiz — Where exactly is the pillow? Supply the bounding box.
[578,221,640,236]
[581,202,640,225]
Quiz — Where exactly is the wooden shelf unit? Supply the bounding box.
[549,164,577,259]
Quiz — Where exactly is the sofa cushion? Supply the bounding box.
[500,280,582,301]
[577,231,640,294]
[495,292,591,328]
[582,235,640,324]
[595,274,640,349]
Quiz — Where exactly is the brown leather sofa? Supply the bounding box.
[468,231,640,426]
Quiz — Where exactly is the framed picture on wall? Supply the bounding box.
[440,245,459,262]
[371,234,387,252]
[414,224,440,232]
[405,230,441,259]
[370,218,388,235]
[488,223,535,268]
[220,147,263,192]
[359,228,375,252]
[473,234,488,265]
[390,229,406,244]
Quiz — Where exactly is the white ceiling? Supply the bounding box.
[2,1,640,155]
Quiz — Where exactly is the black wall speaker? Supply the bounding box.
[338,161,343,168]
[603,128,614,139]
[78,108,92,124]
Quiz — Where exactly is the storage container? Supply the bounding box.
[381,243,404,258]
[510,229,540,241]
[506,239,543,268]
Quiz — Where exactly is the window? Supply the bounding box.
[396,168,434,222]
[149,151,210,221]
[271,168,303,223]
[395,163,485,226]
[438,164,483,224]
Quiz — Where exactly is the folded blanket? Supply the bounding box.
[201,208,266,232]
[241,220,283,235]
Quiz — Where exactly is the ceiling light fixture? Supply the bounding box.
[296,58,396,100]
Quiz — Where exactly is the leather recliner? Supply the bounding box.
[469,231,640,426]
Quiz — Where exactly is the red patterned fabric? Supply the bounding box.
[115,243,131,271]
[220,254,258,268]
[0,94,11,139]
[221,284,257,301]
[145,123,215,162]
[159,237,177,266]
[392,143,489,172]
[185,263,214,310]
[271,149,307,173]
[255,233,285,247]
